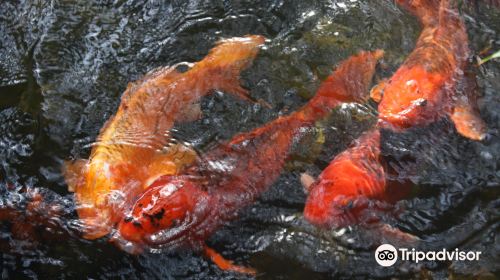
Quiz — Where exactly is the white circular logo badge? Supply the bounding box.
[375,244,398,267]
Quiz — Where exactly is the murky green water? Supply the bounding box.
[1,0,499,279]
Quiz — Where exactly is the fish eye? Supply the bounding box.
[175,63,190,73]
[132,221,143,228]
[417,98,427,107]
[124,216,133,223]
[344,200,354,210]
[334,199,354,212]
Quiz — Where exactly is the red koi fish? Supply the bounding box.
[115,50,384,273]
[303,129,386,228]
[63,35,265,239]
[372,0,487,140]
[0,187,64,242]
[303,0,488,232]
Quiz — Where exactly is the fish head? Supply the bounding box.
[115,175,210,250]
[305,187,386,229]
[377,66,446,129]
[304,180,368,229]
[303,157,386,229]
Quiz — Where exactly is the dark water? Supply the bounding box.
[0,0,499,279]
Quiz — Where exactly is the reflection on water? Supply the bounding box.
[0,0,499,278]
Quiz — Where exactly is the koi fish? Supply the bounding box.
[302,128,415,235]
[303,129,386,228]
[115,50,384,273]
[63,35,265,239]
[0,187,65,242]
[372,0,487,140]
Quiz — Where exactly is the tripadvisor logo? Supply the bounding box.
[374,244,482,267]
[375,244,398,267]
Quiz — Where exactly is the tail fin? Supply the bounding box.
[396,0,441,26]
[192,35,266,102]
[302,50,383,120]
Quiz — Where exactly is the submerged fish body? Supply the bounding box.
[115,51,383,270]
[63,35,265,239]
[375,0,487,140]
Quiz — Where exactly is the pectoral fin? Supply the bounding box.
[178,102,203,123]
[216,74,273,108]
[449,73,487,142]
[372,223,420,245]
[203,245,256,275]
[370,79,387,103]
[450,101,487,141]
[216,77,255,103]
[63,159,88,192]
[300,172,316,193]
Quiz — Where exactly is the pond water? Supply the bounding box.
[0,0,499,279]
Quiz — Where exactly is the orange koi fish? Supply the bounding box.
[63,35,265,239]
[115,50,383,273]
[372,0,487,140]
[303,0,488,231]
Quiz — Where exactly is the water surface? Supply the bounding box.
[0,0,499,279]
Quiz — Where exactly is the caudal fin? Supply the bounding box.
[396,0,441,26]
[193,35,266,102]
[303,50,383,120]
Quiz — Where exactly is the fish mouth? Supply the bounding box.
[325,209,358,229]
[111,216,190,253]
[112,176,214,252]
[305,195,358,229]
[110,229,147,254]
[305,195,381,229]
[142,194,214,250]
[304,205,358,229]
[378,98,429,129]
[113,203,211,252]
